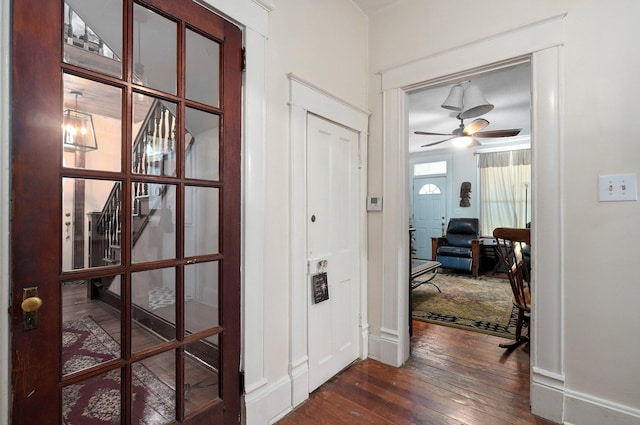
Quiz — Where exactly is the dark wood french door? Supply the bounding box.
[11,0,242,423]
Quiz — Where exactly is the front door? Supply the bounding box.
[306,114,360,392]
[11,0,242,423]
[412,176,446,259]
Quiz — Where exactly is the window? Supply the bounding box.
[418,183,441,195]
[414,161,446,176]
[479,149,531,234]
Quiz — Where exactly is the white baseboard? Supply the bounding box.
[289,356,309,408]
[244,375,293,425]
[531,381,565,423]
[532,367,640,425]
[378,327,403,367]
[563,389,640,425]
[368,334,381,360]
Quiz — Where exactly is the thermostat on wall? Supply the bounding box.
[367,196,383,211]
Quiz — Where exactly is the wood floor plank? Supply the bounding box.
[347,362,535,425]
[277,320,558,425]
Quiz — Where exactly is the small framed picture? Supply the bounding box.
[311,272,329,304]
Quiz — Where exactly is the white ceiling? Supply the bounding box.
[408,62,531,153]
[351,0,401,15]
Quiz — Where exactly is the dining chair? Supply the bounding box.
[493,227,531,349]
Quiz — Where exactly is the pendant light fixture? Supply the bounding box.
[62,90,98,151]
[441,80,494,119]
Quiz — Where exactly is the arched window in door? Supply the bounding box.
[418,183,441,195]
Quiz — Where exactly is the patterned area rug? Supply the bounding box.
[62,316,175,424]
[412,273,524,339]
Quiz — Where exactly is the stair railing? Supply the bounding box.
[92,99,194,267]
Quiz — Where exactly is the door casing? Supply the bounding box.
[288,74,369,408]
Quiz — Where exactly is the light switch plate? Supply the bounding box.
[598,173,638,202]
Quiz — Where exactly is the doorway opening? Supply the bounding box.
[405,60,533,349]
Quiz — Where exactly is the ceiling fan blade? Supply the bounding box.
[474,129,521,138]
[415,130,454,136]
[463,118,489,135]
[421,138,452,147]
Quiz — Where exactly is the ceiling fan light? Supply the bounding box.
[460,85,494,119]
[452,136,473,147]
[441,84,464,111]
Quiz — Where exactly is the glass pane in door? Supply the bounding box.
[132,95,178,177]
[185,29,220,107]
[185,107,220,181]
[62,369,123,424]
[184,339,220,415]
[184,262,219,336]
[131,183,176,263]
[63,74,122,171]
[184,186,219,257]
[63,0,123,78]
[131,351,176,424]
[62,178,122,271]
[133,3,177,94]
[131,267,176,353]
[61,277,122,376]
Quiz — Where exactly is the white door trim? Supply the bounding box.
[195,1,275,423]
[289,73,369,408]
[377,13,566,423]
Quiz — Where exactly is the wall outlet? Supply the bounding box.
[598,174,638,202]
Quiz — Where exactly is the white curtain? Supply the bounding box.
[479,149,531,235]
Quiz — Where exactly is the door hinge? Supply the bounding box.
[241,47,246,72]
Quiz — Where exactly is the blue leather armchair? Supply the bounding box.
[431,218,481,277]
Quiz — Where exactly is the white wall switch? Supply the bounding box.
[598,173,638,202]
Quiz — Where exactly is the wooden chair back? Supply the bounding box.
[493,227,531,313]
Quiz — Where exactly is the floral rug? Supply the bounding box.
[411,273,524,339]
[62,316,175,424]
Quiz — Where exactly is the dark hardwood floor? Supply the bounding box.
[277,320,557,425]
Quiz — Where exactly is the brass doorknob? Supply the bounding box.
[21,296,43,313]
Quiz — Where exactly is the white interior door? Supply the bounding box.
[412,176,446,259]
[307,114,360,392]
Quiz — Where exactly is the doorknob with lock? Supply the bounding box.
[20,287,42,331]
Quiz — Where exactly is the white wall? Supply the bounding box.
[367,1,640,424]
[253,0,369,421]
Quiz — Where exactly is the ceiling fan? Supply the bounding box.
[416,117,521,148]
[415,80,521,148]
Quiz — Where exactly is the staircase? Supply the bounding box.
[89,100,190,268]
